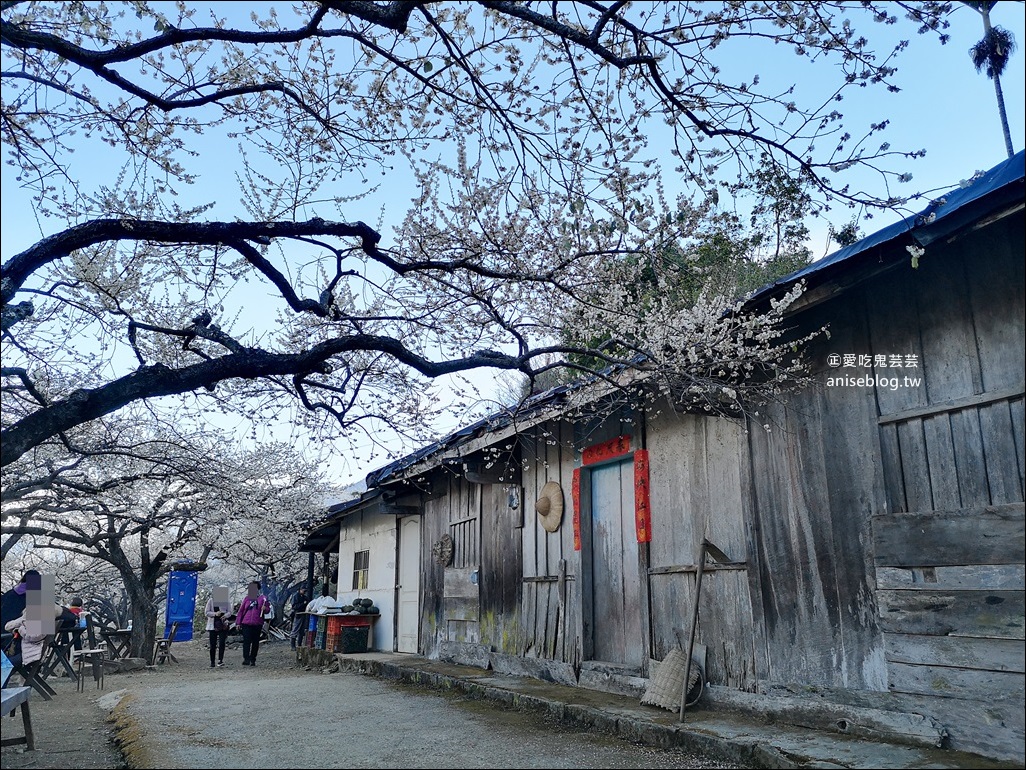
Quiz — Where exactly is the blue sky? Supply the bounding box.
[793,0,1025,252]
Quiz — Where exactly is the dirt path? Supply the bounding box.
[1,636,299,769]
[4,637,738,769]
[1,661,126,768]
[114,639,737,769]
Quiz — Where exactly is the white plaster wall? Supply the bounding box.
[336,512,398,652]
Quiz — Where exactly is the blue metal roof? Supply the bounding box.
[364,151,1025,490]
[746,150,1025,305]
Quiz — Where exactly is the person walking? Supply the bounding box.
[235,581,272,667]
[204,587,232,668]
[289,587,308,650]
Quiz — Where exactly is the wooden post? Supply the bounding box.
[557,559,567,660]
[679,539,708,722]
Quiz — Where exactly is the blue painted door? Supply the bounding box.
[590,460,643,666]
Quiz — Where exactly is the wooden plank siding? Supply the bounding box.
[964,216,1026,395]
[646,411,757,691]
[420,473,490,655]
[743,214,1024,707]
[883,633,1025,673]
[876,589,1024,638]
[727,213,1024,760]
[876,564,1025,591]
[518,420,582,666]
[886,661,1025,703]
[859,220,1025,761]
[880,398,1025,512]
[449,481,480,568]
[872,504,1025,567]
[419,484,451,659]
[744,287,889,690]
[443,480,481,643]
[479,482,523,655]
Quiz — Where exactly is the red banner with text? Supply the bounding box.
[634,449,651,543]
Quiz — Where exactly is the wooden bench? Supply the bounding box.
[8,638,57,702]
[1,686,36,751]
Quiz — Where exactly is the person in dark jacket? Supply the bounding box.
[289,588,309,650]
[1,569,41,661]
[1,569,41,630]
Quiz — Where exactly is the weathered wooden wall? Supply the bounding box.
[865,217,1025,761]
[419,467,527,659]
[479,482,523,654]
[744,211,1024,761]
[419,485,449,658]
[744,285,889,691]
[646,412,756,691]
[518,420,582,667]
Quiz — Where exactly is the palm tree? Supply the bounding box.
[962,1,1018,158]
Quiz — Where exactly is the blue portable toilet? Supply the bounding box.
[165,570,198,641]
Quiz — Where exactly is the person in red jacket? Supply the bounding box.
[235,581,273,667]
[67,595,85,651]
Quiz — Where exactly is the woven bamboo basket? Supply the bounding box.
[640,649,704,711]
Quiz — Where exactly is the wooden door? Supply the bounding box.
[589,459,644,666]
[397,516,421,653]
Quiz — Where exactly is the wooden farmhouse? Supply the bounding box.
[302,150,1024,763]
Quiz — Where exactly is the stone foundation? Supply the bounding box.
[294,646,337,669]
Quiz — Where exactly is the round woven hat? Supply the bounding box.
[535,481,564,533]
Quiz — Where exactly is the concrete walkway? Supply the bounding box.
[325,652,1015,769]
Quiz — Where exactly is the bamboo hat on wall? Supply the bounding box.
[535,481,564,533]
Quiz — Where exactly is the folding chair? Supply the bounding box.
[153,621,180,665]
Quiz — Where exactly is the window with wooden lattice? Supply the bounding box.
[352,550,369,590]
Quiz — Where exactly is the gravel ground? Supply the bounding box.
[4,637,740,769]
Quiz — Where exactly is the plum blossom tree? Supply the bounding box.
[1,1,954,470]
[1,549,129,631]
[0,414,334,658]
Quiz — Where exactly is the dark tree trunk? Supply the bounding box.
[122,570,160,661]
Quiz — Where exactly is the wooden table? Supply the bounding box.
[99,629,132,659]
[0,686,35,751]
